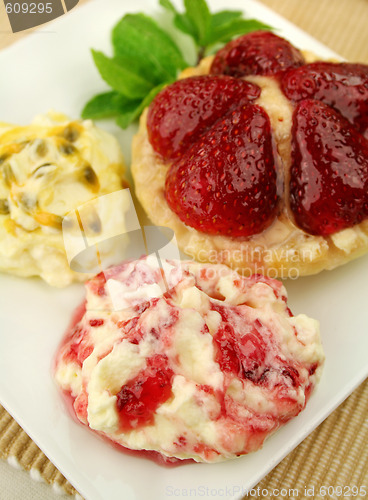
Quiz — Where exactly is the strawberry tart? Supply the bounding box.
[54,256,324,463]
[131,31,368,277]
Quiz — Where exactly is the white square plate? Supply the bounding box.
[0,1,367,499]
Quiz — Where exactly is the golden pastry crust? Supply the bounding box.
[0,112,127,286]
[131,55,368,278]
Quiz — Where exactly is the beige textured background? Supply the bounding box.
[260,0,368,63]
[0,0,367,498]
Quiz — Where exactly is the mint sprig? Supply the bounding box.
[81,1,273,129]
[112,14,188,83]
[81,14,187,128]
[91,50,153,99]
[159,0,272,62]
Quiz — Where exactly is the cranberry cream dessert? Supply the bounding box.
[131,31,368,277]
[54,256,324,463]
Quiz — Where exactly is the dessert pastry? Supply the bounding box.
[0,111,127,286]
[131,31,368,277]
[54,256,324,463]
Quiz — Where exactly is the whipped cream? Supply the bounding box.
[55,257,324,463]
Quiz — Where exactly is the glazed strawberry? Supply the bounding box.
[147,75,260,160]
[165,104,279,237]
[210,31,305,78]
[282,62,368,137]
[289,99,368,236]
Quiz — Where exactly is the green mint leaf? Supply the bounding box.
[173,14,197,39]
[208,20,272,46]
[159,0,197,39]
[112,13,187,85]
[140,82,168,109]
[211,10,243,29]
[171,14,192,37]
[115,83,168,129]
[115,102,145,129]
[91,50,152,99]
[184,0,211,46]
[159,0,177,14]
[81,91,140,120]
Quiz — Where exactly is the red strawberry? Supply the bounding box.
[289,99,368,236]
[147,75,260,161]
[210,31,305,78]
[165,104,279,238]
[282,62,368,137]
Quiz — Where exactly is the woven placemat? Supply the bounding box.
[0,0,368,498]
[259,0,368,63]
